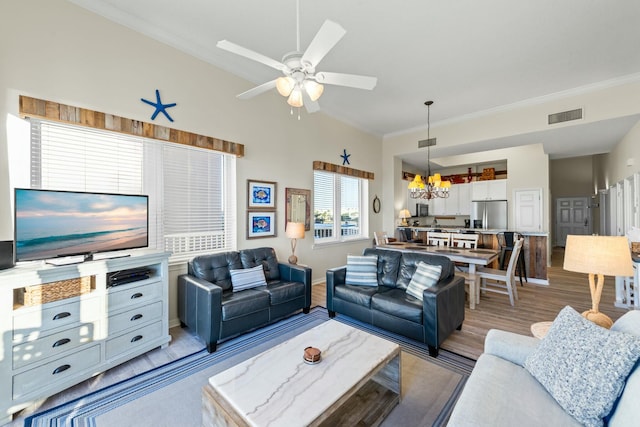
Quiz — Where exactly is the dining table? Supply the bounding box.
[377,242,500,309]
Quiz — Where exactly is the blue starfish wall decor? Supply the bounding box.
[341,149,351,165]
[141,89,177,122]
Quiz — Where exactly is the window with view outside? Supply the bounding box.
[29,119,236,262]
[313,171,367,242]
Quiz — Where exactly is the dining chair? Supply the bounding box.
[373,231,389,245]
[497,231,527,285]
[450,233,479,249]
[476,237,524,306]
[397,227,421,243]
[450,233,480,309]
[426,231,451,246]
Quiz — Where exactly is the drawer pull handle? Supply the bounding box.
[131,292,143,299]
[52,364,70,375]
[53,338,71,348]
[131,335,143,343]
[130,314,143,321]
[53,312,71,321]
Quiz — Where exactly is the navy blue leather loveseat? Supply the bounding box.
[178,247,312,352]
[326,247,465,357]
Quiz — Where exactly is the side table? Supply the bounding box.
[530,321,553,339]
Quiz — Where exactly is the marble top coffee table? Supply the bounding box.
[202,320,401,427]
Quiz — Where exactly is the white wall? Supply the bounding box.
[604,120,640,186]
[0,0,382,325]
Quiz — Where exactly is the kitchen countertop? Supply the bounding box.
[400,226,548,237]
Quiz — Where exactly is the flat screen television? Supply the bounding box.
[14,188,149,262]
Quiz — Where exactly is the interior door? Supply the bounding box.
[556,197,591,246]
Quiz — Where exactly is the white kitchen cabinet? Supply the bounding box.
[429,183,471,216]
[0,250,171,425]
[471,180,507,200]
[456,183,471,215]
[431,196,446,215]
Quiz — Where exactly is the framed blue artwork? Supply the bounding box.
[247,179,277,209]
[247,211,276,239]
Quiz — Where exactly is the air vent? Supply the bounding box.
[418,138,436,148]
[548,108,583,125]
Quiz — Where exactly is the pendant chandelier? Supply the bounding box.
[408,100,451,199]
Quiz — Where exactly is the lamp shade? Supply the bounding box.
[304,80,324,101]
[399,209,411,219]
[276,76,295,96]
[285,222,305,239]
[287,88,304,108]
[563,235,633,277]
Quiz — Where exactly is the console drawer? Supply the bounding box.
[105,321,163,360]
[108,282,160,310]
[13,344,101,399]
[13,321,100,369]
[107,301,162,335]
[13,297,102,341]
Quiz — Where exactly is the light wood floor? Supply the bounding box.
[10,247,630,425]
[312,247,630,360]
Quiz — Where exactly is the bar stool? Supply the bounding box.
[498,232,527,285]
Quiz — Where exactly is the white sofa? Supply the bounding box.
[448,310,640,427]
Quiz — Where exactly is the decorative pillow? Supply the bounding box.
[405,261,442,301]
[229,264,267,292]
[524,306,640,427]
[345,255,378,286]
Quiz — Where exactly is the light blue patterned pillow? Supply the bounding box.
[345,255,378,286]
[230,264,267,291]
[405,261,442,301]
[524,306,640,427]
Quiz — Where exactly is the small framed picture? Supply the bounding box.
[247,211,276,239]
[248,179,276,210]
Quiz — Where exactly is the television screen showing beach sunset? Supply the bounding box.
[14,188,149,262]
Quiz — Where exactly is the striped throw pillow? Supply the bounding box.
[345,255,378,287]
[406,261,442,301]
[230,264,267,292]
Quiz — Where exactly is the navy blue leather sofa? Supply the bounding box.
[178,247,312,352]
[326,247,465,357]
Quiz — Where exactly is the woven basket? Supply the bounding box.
[18,276,93,306]
[632,242,640,254]
[479,167,496,181]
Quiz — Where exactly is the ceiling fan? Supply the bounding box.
[216,0,377,114]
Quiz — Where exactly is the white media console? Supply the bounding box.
[0,250,172,425]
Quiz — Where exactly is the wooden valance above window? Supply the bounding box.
[313,161,374,180]
[19,95,244,157]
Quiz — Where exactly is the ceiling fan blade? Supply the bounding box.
[237,80,278,100]
[302,90,320,113]
[301,20,346,68]
[217,40,285,71]
[315,72,377,90]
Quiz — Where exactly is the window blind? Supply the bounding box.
[161,143,236,262]
[31,120,144,193]
[30,119,236,262]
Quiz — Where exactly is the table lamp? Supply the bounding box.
[563,235,634,328]
[285,222,305,264]
[399,209,411,226]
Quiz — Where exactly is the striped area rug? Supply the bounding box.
[26,307,473,427]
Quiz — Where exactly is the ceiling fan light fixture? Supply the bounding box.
[276,76,296,97]
[287,87,304,108]
[304,80,324,101]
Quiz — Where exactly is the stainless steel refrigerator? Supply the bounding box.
[470,200,508,230]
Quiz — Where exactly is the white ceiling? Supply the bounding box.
[68,0,640,164]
